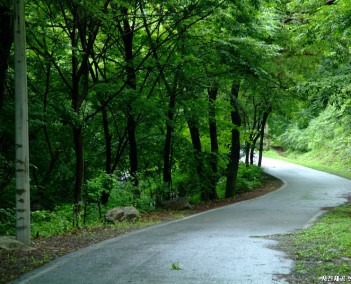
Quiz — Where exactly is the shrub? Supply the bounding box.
[236,163,264,193]
[0,208,16,236]
[31,205,73,237]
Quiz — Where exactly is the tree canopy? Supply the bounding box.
[3,0,348,236]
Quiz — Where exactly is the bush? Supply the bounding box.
[31,205,73,237]
[280,123,310,152]
[0,208,16,236]
[236,163,264,193]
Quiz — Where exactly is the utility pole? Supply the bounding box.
[14,0,30,245]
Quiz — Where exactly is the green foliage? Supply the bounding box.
[84,171,114,203]
[0,208,16,236]
[169,262,183,270]
[107,181,137,207]
[279,123,310,152]
[31,205,73,237]
[236,163,264,193]
[84,171,156,213]
[290,205,351,279]
[278,103,351,168]
[1,0,285,235]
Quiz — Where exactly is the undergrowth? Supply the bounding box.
[0,163,265,238]
[277,205,351,283]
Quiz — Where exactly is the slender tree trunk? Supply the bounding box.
[245,142,250,166]
[208,87,218,200]
[102,107,112,175]
[187,119,209,201]
[14,0,31,245]
[71,42,85,224]
[161,68,181,201]
[258,111,270,167]
[127,112,139,189]
[100,107,112,205]
[225,82,241,198]
[0,3,13,111]
[250,136,260,165]
[250,144,255,165]
[139,3,179,199]
[70,4,86,225]
[118,6,139,196]
[72,127,84,204]
[162,92,176,201]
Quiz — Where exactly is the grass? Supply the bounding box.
[275,205,351,283]
[264,149,351,179]
[298,206,351,273]
[265,149,351,283]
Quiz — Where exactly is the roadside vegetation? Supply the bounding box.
[0,166,277,284]
[0,164,265,238]
[274,202,351,283]
[265,150,351,283]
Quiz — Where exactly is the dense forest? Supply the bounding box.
[1,0,350,236]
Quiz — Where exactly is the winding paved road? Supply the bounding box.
[15,158,351,284]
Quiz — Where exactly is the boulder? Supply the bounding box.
[0,236,34,251]
[162,197,191,210]
[105,206,140,223]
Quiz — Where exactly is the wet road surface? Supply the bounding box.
[14,158,351,284]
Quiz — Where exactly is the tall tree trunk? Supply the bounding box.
[250,143,255,165]
[250,135,260,165]
[161,69,181,201]
[100,106,112,205]
[187,118,209,201]
[162,92,176,201]
[71,63,85,224]
[0,3,13,111]
[14,0,31,245]
[102,107,112,175]
[127,112,139,190]
[139,3,179,199]
[225,82,241,198]
[72,127,84,204]
[244,142,250,166]
[258,111,270,167]
[72,125,84,226]
[70,4,87,225]
[208,87,218,200]
[118,6,139,196]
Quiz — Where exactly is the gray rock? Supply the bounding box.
[162,197,191,210]
[0,236,34,251]
[105,206,140,223]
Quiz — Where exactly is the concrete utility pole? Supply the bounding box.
[14,0,31,245]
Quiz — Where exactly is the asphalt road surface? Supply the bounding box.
[14,158,351,284]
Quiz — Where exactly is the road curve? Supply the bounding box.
[14,158,351,284]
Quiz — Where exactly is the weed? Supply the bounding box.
[274,205,351,282]
[170,262,183,270]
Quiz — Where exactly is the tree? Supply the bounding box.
[116,3,140,194]
[269,0,351,149]
[207,85,219,200]
[14,0,30,245]
[0,0,287,227]
[225,82,241,198]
